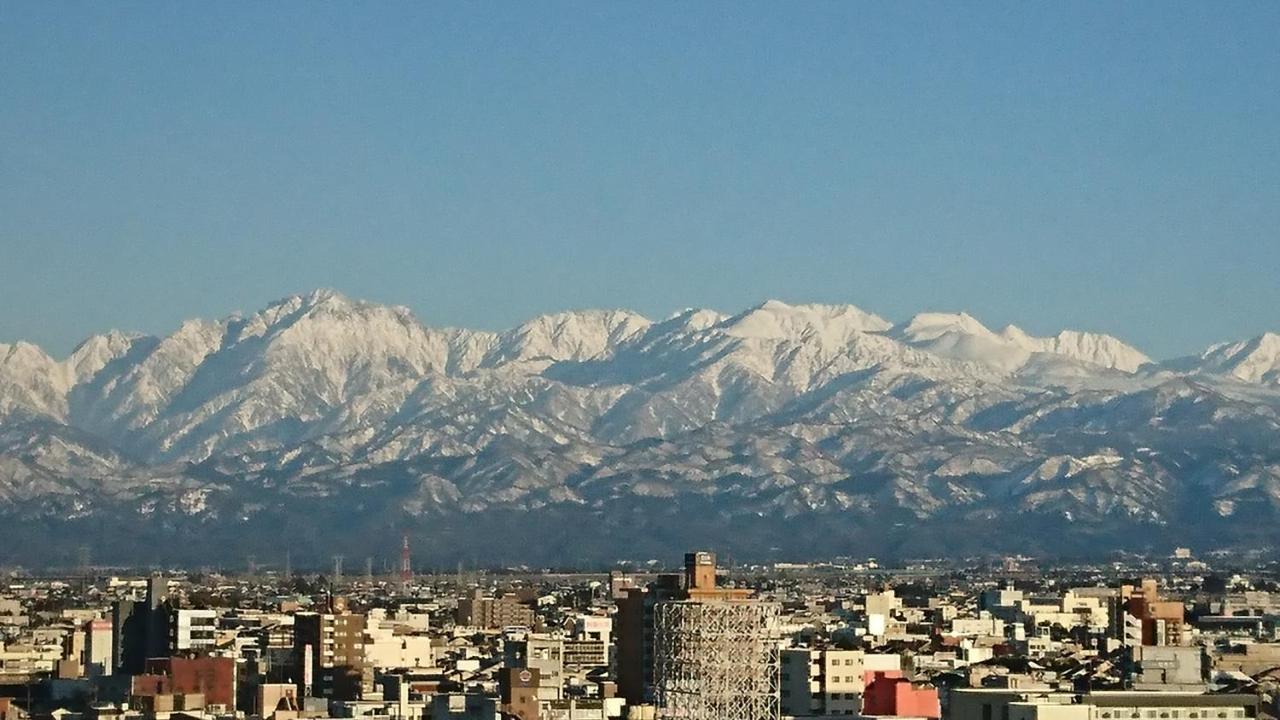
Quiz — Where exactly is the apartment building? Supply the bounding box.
[780,649,901,716]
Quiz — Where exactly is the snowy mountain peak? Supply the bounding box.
[0,341,71,420]
[895,312,995,342]
[890,314,1151,374]
[484,309,653,366]
[65,331,149,384]
[1000,325,1152,373]
[1193,332,1280,385]
[718,299,891,343]
[662,308,729,333]
[3,291,1280,563]
[887,312,1030,372]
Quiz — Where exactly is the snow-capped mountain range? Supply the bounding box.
[2,289,1279,566]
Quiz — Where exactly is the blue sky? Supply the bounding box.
[1,2,1277,360]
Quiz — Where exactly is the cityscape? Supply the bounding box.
[3,3,1279,720]
[2,549,1280,720]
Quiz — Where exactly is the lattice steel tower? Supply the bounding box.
[653,600,781,720]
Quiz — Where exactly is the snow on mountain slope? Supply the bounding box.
[889,313,1032,372]
[69,318,226,441]
[1002,326,1151,372]
[2,290,1280,564]
[1177,333,1280,386]
[0,342,72,420]
[717,300,891,344]
[482,309,652,367]
[112,290,495,460]
[888,313,1152,374]
[65,331,149,384]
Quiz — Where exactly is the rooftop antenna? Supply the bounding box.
[332,555,344,585]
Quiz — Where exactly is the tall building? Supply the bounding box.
[652,599,781,720]
[294,603,370,700]
[1109,580,1186,646]
[617,551,777,719]
[563,636,608,673]
[112,575,172,674]
[83,619,113,677]
[144,576,171,660]
[616,551,754,705]
[112,600,143,674]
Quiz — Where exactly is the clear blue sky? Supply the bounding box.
[2,2,1277,360]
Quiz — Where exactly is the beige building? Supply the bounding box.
[780,648,900,716]
[951,690,1257,720]
[456,590,535,629]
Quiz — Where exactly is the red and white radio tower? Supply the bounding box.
[399,534,412,588]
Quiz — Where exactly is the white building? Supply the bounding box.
[780,648,900,717]
[83,619,113,676]
[172,609,218,652]
[363,615,433,670]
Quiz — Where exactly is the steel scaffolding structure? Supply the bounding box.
[653,600,781,720]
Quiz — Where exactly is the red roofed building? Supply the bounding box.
[862,671,941,719]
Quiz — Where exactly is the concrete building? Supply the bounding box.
[649,556,781,720]
[616,551,753,705]
[1110,581,1186,647]
[652,599,780,720]
[143,656,236,709]
[505,634,564,701]
[950,690,1257,720]
[861,671,939,718]
[83,619,112,677]
[1127,646,1206,691]
[294,605,370,700]
[171,609,217,653]
[780,649,900,717]
[570,615,612,668]
[499,667,542,720]
[362,614,433,670]
[455,590,535,629]
[111,575,170,674]
[428,693,499,720]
